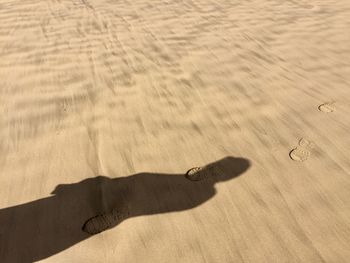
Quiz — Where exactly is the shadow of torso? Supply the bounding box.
[106,173,217,215]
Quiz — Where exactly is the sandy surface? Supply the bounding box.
[1,0,350,262]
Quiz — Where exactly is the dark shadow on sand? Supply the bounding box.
[0,156,250,263]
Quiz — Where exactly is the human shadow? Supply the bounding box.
[0,156,250,263]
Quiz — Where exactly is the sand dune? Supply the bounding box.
[1,0,350,262]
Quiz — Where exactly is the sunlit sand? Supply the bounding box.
[1,0,350,262]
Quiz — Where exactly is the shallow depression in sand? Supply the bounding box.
[185,167,206,181]
[82,210,128,235]
[289,147,310,162]
[318,103,335,113]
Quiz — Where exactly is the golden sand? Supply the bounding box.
[1,0,350,262]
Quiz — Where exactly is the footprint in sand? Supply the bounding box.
[298,138,314,148]
[289,147,310,162]
[185,165,219,181]
[185,167,206,181]
[82,209,129,235]
[185,163,225,181]
[318,102,335,113]
[289,138,314,162]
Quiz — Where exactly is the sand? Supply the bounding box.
[1,0,350,262]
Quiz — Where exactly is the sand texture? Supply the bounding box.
[1,0,350,262]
